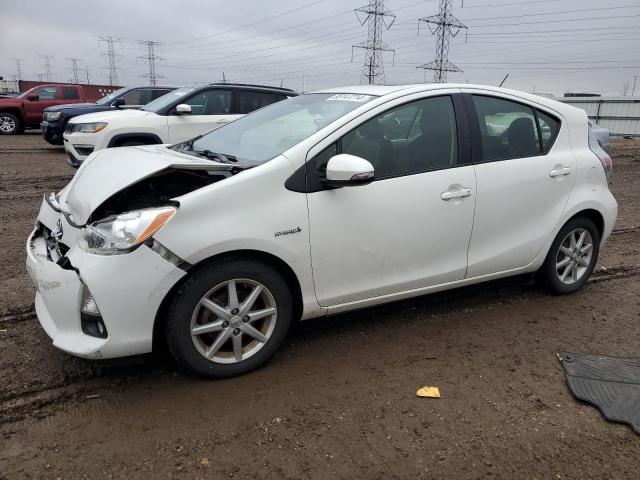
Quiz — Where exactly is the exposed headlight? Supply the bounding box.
[78,206,176,255]
[77,122,108,134]
[46,111,62,121]
[47,192,61,211]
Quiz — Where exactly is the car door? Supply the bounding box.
[306,93,477,307]
[23,86,60,123]
[166,89,241,143]
[463,92,574,278]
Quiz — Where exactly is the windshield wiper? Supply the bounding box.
[194,149,237,163]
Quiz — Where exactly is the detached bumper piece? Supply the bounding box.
[561,352,640,435]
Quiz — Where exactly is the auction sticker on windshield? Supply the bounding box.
[326,94,371,102]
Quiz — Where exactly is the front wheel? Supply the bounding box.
[165,259,293,378]
[0,113,22,135]
[536,217,600,294]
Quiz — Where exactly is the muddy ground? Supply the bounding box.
[0,133,639,479]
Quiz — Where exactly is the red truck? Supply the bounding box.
[0,82,120,135]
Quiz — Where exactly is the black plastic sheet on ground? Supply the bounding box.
[561,352,640,434]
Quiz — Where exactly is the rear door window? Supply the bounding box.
[472,95,541,161]
[62,86,79,100]
[151,89,173,100]
[235,91,286,114]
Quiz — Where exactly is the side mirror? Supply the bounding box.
[324,154,374,187]
[27,94,39,101]
[111,97,126,108]
[174,104,192,115]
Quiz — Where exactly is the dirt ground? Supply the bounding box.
[1,132,639,479]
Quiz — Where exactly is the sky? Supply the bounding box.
[1,0,639,96]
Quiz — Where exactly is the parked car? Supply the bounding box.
[63,83,297,167]
[0,84,101,135]
[41,85,177,145]
[589,120,610,153]
[27,84,617,378]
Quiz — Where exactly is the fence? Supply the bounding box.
[559,97,640,137]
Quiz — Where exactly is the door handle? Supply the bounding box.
[441,187,472,201]
[549,166,572,178]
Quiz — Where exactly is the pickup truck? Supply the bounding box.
[0,84,100,135]
[41,85,176,145]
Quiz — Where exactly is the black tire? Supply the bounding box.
[165,259,294,378]
[536,216,600,294]
[0,112,22,135]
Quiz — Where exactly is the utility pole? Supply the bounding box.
[11,58,24,80]
[39,55,54,82]
[417,0,467,83]
[66,57,82,84]
[98,36,123,86]
[633,75,639,96]
[137,40,165,86]
[352,0,396,85]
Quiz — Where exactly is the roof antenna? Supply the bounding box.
[499,73,509,87]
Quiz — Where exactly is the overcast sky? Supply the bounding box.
[1,0,639,96]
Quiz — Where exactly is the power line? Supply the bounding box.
[137,40,166,85]
[169,0,324,46]
[39,55,54,82]
[66,57,82,84]
[352,0,396,85]
[417,0,468,83]
[98,36,123,86]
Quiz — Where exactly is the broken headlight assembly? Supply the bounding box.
[77,206,176,255]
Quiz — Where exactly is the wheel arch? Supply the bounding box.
[107,132,163,148]
[152,249,304,352]
[567,208,604,238]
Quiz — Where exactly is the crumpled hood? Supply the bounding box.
[59,145,221,224]
[68,108,153,124]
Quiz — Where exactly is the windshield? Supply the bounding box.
[188,93,376,163]
[141,87,195,113]
[95,87,129,105]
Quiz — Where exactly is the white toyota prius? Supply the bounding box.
[27,84,617,378]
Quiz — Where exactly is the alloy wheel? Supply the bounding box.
[190,279,277,364]
[0,116,16,133]
[555,228,593,285]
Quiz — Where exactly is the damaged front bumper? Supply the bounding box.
[26,198,187,359]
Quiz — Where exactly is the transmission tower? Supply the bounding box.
[98,36,123,86]
[66,57,82,84]
[352,0,396,85]
[137,40,166,85]
[83,67,91,84]
[11,58,24,81]
[39,55,54,82]
[417,0,467,83]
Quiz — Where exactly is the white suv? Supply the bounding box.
[63,83,295,167]
[28,84,617,378]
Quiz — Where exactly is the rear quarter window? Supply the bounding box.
[536,110,561,152]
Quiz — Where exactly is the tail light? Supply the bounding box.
[588,127,612,179]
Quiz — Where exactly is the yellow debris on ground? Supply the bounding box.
[416,386,441,398]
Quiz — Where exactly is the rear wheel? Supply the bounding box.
[537,217,600,294]
[0,113,22,135]
[165,260,293,378]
